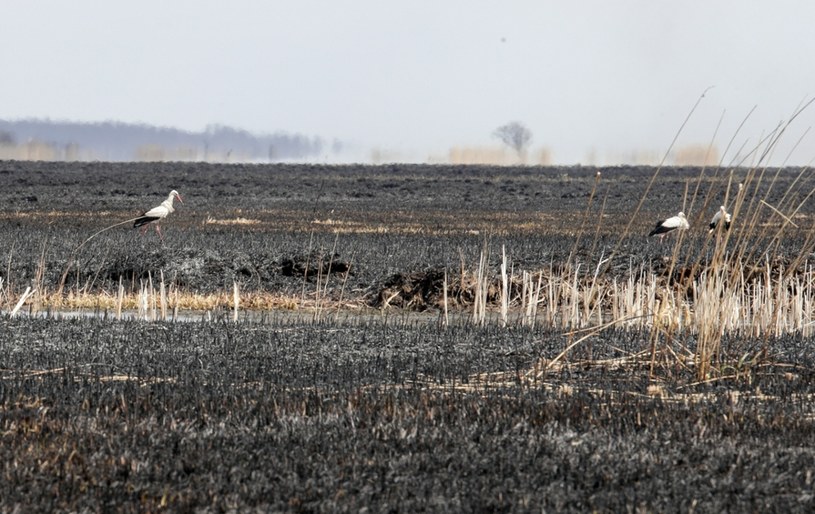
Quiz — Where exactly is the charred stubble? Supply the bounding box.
[1,161,815,511]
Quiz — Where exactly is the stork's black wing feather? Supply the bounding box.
[134,216,160,228]
[648,220,671,237]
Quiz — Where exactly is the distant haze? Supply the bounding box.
[2,1,815,165]
[0,119,327,162]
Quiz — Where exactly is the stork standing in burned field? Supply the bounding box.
[708,205,732,233]
[134,190,183,239]
[648,211,689,240]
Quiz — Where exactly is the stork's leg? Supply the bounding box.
[140,225,149,236]
[156,224,164,240]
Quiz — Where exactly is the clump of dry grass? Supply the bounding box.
[204,216,261,226]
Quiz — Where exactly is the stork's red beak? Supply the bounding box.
[176,193,183,203]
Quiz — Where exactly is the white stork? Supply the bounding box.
[134,190,183,239]
[648,211,689,240]
[708,205,732,233]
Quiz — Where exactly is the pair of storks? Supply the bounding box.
[648,206,732,240]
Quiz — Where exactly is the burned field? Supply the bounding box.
[1,160,813,298]
[2,161,815,511]
[4,317,815,512]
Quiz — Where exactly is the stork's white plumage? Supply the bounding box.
[709,205,732,233]
[134,190,183,239]
[648,211,689,239]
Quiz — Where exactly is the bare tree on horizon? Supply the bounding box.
[493,121,532,161]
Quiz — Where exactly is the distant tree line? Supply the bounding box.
[0,119,334,162]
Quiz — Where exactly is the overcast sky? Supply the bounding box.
[3,1,815,165]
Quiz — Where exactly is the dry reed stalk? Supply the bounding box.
[521,270,542,327]
[4,243,14,309]
[693,269,725,379]
[532,271,543,327]
[31,241,47,315]
[116,276,124,320]
[472,243,489,326]
[442,268,449,327]
[299,230,315,308]
[730,112,813,275]
[545,262,557,326]
[172,281,179,321]
[314,234,340,321]
[587,189,609,262]
[528,315,644,380]
[584,251,609,326]
[334,256,354,322]
[138,275,152,321]
[233,281,240,322]
[10,286,34,317]
[566,264,580,330]
[323,233,340,300]
[138,279,147,320]
[313,253,325,321]
[567,170,602,263]
[149,272,156,321]
[500,245,508,327]
[85,246,111,294]
[760,199,799,228]
[159,271,167,321]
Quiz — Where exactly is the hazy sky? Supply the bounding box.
[3,1,815,165]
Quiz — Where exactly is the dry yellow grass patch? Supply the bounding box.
[312,218,428,235]
[0,210,118,220]
[204,216,262,226]
[19,290,305,313]
[307,212,570,236]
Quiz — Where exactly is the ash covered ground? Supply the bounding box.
[2,317,814,512]
[0,161,811,299]
[1,161,815,511]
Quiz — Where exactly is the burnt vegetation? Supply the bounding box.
[2,317,814,511]
[2,160,815,510]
